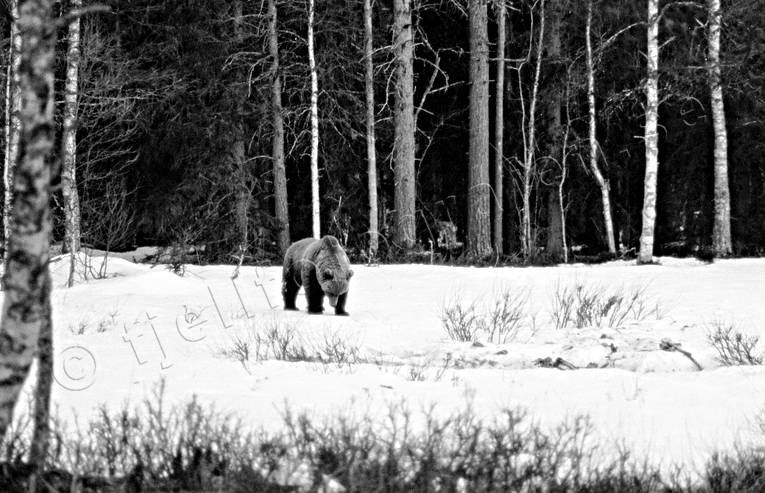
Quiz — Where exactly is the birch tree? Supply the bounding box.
[467,0,491,258]
[638,0,659,264]
[364,0,378,257]
[269,0,290,254]
[308,0,320,238]
[0,0,57,443]
[61,0,82,258]
[393,0,416,250]
[493,0,506,256]
[707,0,732,256]
[28,278,52,490]
[3,0,22,264]
[520,0,546,260]
[586,0,617,255]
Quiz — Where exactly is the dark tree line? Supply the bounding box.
[1,0,764,267]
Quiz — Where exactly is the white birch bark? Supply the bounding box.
[308,0,320,239]
[638,0,659,264]
[0,0,57,443]
[521,0,546,260]
[586,0,617,255]
[3,0,22,264]
[364,0,378,257]
[708,0,732,256]
[62,0,82,259]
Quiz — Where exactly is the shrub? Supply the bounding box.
[3,388,765,491]
[481,287,529,344]
[550,282,662,330]
[707,321,764,366]
[440,286,530,343]
[440,298,481,342]
[218,318,361,368]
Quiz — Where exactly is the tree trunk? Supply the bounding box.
[467,0,491,258]
[0,0,57,444]
[707,0,732,256]
[233,1,250,259]
[638,0,659,264]
[363,0,378,258]
[546,186,563,258]
[586,0,617,255]
[521,0,546,260]
[28,276,52,490]
[234,134,249,257]
[61,0,82,258]
[493,1,505,256]
[308,0,321,239]
[3,0,22,265]
[545,0,564,261]
[269,0,290,255]
[393,0,416,250]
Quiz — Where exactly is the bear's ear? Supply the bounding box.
[322,269,334,280]
[321,236,339,249]
[347,269,354,279]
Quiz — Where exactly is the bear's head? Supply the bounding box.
[315,235,353,307]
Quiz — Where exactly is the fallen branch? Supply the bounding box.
[534,356,578,370]
[660,338,703,371]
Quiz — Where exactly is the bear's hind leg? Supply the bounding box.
[334,293,349,316]
[282,272,300,311]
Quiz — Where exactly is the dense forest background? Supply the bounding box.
[2,0,764,264]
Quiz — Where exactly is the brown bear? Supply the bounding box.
[282,235,353,315]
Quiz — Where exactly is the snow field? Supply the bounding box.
[9,253,765,477]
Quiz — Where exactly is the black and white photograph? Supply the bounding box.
[0,0,764,491]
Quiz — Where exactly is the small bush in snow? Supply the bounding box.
[219,318,361,368]
[440,286,530,343]
[550,282,662,330]
[707,321,763,366]
[315,331,360,368]
[405,356,451,382]
[219,333,253,369]
[258,317,309,361]
[481,286,529,343]
[704,449,765,492]
[440,298,481,342]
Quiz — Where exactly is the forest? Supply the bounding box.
[2,0,763,266]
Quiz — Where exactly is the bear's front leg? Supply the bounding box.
[304,270,325,314]
[334,293,349,316]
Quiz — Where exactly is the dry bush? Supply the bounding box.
[218,318,360,368]
[550,282,662,330]
[707,321,763,366]
[440,286,530,343]
[440,298,481,342]
[3,386,765,491]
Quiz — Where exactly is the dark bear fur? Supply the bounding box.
[282,235,354,315]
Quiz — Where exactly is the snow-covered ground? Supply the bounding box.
[12,253,765,476]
